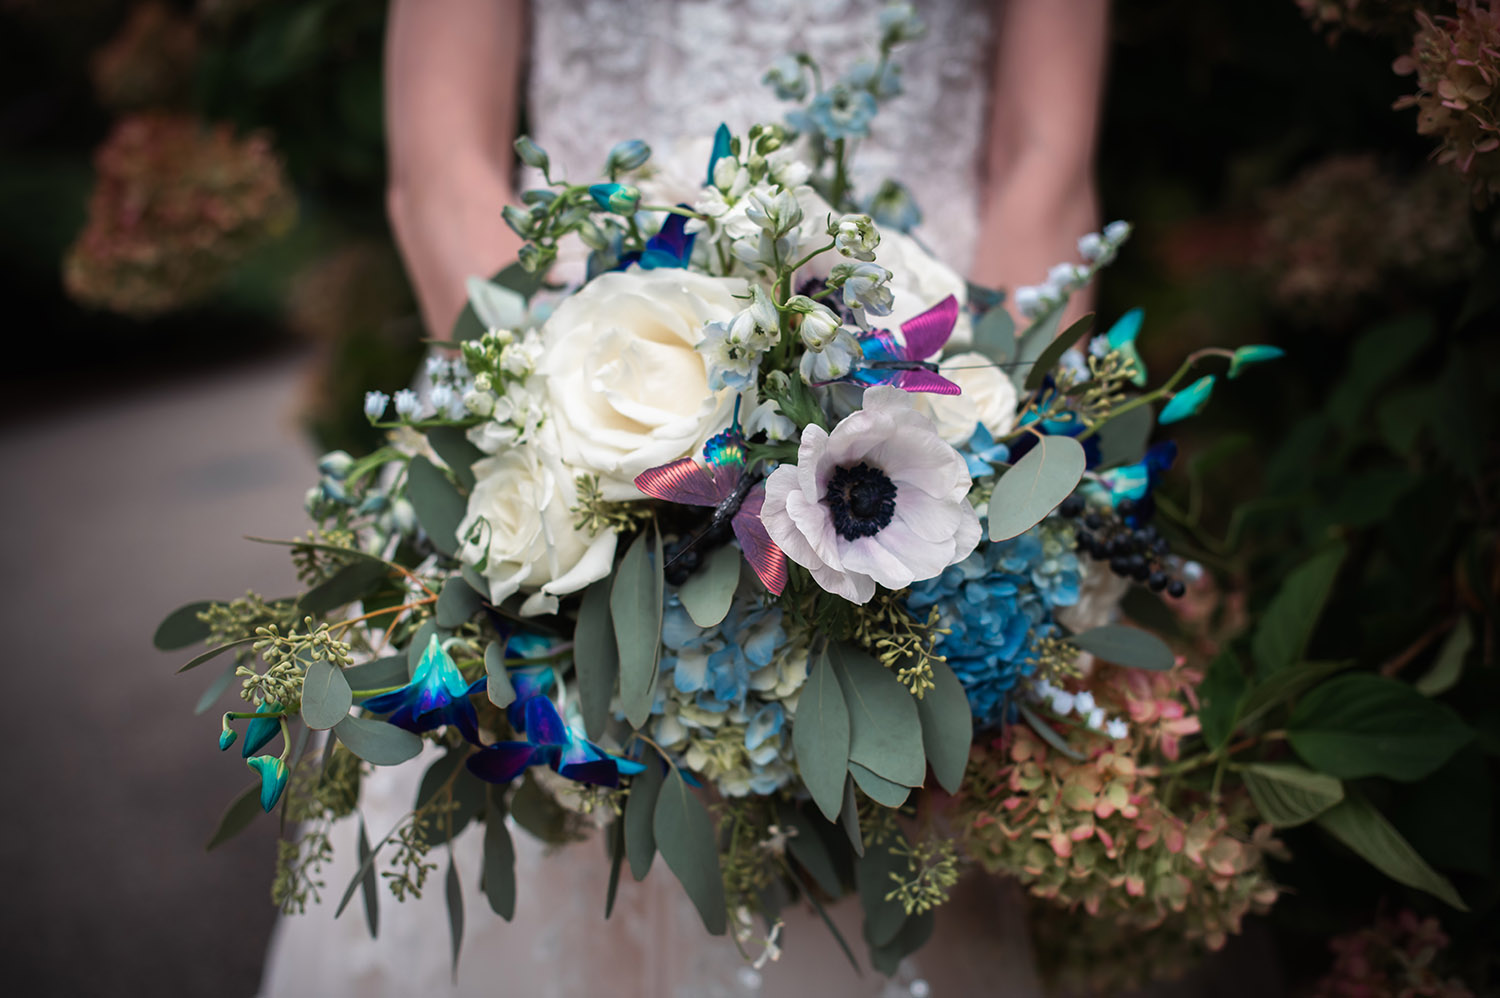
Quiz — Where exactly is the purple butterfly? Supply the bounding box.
[815,294,962,395]
[633,408,788,596]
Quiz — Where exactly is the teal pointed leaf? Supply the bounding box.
[839,775,864,857]
[654,767,728,935]
[357,819,380,938]
[831,645,924,787]
[793,650,851,821]
[445,854,464,981]
[407,456,467,558]
[300,559,389,615]
[1023,312,1094,391]
[625,757,664,881]
[176,635,256,674]
[915,659,971,794]
[482,789,516,920]
[613,530,664,728]
[987,434,1087,542]
[155,600,215,650]
[1158,375,1216,425]
[205,782,263,851]
[575,576,619,740]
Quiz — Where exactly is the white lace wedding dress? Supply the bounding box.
[259,2,1055,995]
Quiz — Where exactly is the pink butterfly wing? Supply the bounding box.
[732,484,787,595]
[635,458,741,507]
[891,368,962,395]
[899,294,959,361]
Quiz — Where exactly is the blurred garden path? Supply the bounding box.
[0,350,313,997]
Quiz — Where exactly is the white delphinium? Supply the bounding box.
[1029,679,1132,741]
[363,390,389,421]
[835,261,895,316]
[744,399,796,442]
[1014,220,1135,319]
[392,389,421,420]
[785,294,842,350]
[831,213,880,261]
[699,284,781,390]
[798,328,862,384]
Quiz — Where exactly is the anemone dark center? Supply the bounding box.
[826,462,897,541]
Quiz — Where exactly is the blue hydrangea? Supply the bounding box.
[906,521,1080,729]
[792,84,878,141]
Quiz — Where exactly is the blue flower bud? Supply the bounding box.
[588,183,640,215]
[1158,375,1216,425]
[318,450,355,479]
[513,135,549,172]
[357,495,389,516]
[246,755,290,812]
[606,139,651,173]
[363,390,389,421]
[1227,345,1284,379]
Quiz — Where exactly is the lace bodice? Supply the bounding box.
[526,0,997,272]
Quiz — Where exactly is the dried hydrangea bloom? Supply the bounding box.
[1313,909,1475,998]
[1296,0,1422,44]
[62,112,296,316]
[90,1,199,110]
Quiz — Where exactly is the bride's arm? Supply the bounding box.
[970,0,1110,322]
[385,0,528,336]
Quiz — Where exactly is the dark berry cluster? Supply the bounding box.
[1057,495,1186,598]
[663,520,733,586]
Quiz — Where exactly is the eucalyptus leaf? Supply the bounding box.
[176,635,256,674]
[484,642,515,708]
[1017,703,1084,761]
[205,783,263,851]
[794,650,852,821]
[987,434,1087,542]
[193,663,237,715]
[831,644,925,787]
[357,819,380,938]
[839,775,864,857]
[870,909,936,977]
[1252,543,1346,676]
[604,819,625,919]
[407,456,467,558]
[1095,403,1155,470]
[445,854,464,981]
[625,759,664,881]
[850,762,911,808]
[1242,763,1344,828]
[333,715,423,766]
[482,790,516,920]
[1023,312,1094,391]
[451,263,544,341]
[1317,792,1467,911]
[1011,305,1064,389]
[654,767,728,935]
[510,771,570,843]
[436,577,484,629]
[915,659,971,793]
[613,530,664,728]
[1196,649,1247,751]
[574,576,619,740]
[972,303,1016,364]
[1287,673,1471,782]
[856,835,910,947]
[1070,625,1175,671]
[155,600,215,651]
[677,544,740,628]
[1416,617,1473,697]
[301,659,354,730]
[417,753,487,846]
[779,803,843,898]
[344,655,408,692]
[300,559,389,615]
[426,425,486,491]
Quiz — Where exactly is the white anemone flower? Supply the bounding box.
[760,386,981,604]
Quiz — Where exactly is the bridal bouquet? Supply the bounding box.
[159,6,1445,983]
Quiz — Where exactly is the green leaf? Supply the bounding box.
[916,659,971,793]
[839,775,864,857]
[301,659,354,730]
[1011,305,1065,389]
[1069,624,1175,671]
[344,655,408,692]
[831,644,925,787]
[677,544,740,628]
[155,601,215,650]
[653,767,727,935]
[483,642,515,708]
[1252,543,1346,676]
[574,576,619,740]
[510,771,570,843]
[987,435,1087,542]
[416,751,487,845]
[1287,673,1472,782]
[176,635,257,674]
[1196,649,1248,751]
[1095,404,1154,470]
[333,715,423,766]
[972,303,1016,364]
[205,783,263,851]
[856,833,910,947]
[193,663,238,716]
[604,820,625,918]
[778,803,843,898]
[1242,763,1344,827]
[299,559,390,615]
[452,263,545,342]
[793,650,852,821]
[425,425,486,491]
[625,758,664,881]
[1317,792,1467,911]
[436,577,484,629]
[1326,314,1435,430]
[407,456,467,558]
[613,530,664,728]
[1016,703,1084,761]
[1416,617,1474,697]
[849,762,910,807]
[482,790,516,920]
[445,854,464,981]
[1024,312,1094,391]
[1239,659,1352,727]
[357,819,380,938]
[870,908,935,976]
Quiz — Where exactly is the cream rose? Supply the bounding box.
[918,351,1019,447]
[871,229,972,347]
[538,269,748,499]
[457,442,617,616]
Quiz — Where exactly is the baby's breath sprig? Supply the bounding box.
[848,591,949,697]
[884,836,960,917]
[570,474,653,535]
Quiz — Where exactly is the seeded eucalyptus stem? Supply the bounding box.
[1077,347,1234,442]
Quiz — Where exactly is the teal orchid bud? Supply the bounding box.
[1158,375,1217,425]
[218,718,237,752]
[587,183,640,215]
[317,450,354,480]
[513,135,549,172]
[241,702,283,758]
[390,498,418,536]
[246,755,290,812]
[605,139,651,174]
[1227,344,1284,379]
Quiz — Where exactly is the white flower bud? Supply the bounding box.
[832,213,880,261]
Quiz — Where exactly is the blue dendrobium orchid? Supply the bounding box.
[246,755,289,812]
[466,695,645,789]
[588,182,640,215]
[1097,440,1178,524]
[1159,375,1216,425]
[241,701,283,757]
[361,635,487,744]
[620,212,696,271]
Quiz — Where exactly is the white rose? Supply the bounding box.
[870,229,972,347]
[538,269,748,499]
[458,442,617,616]
[916,351,1019,446]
